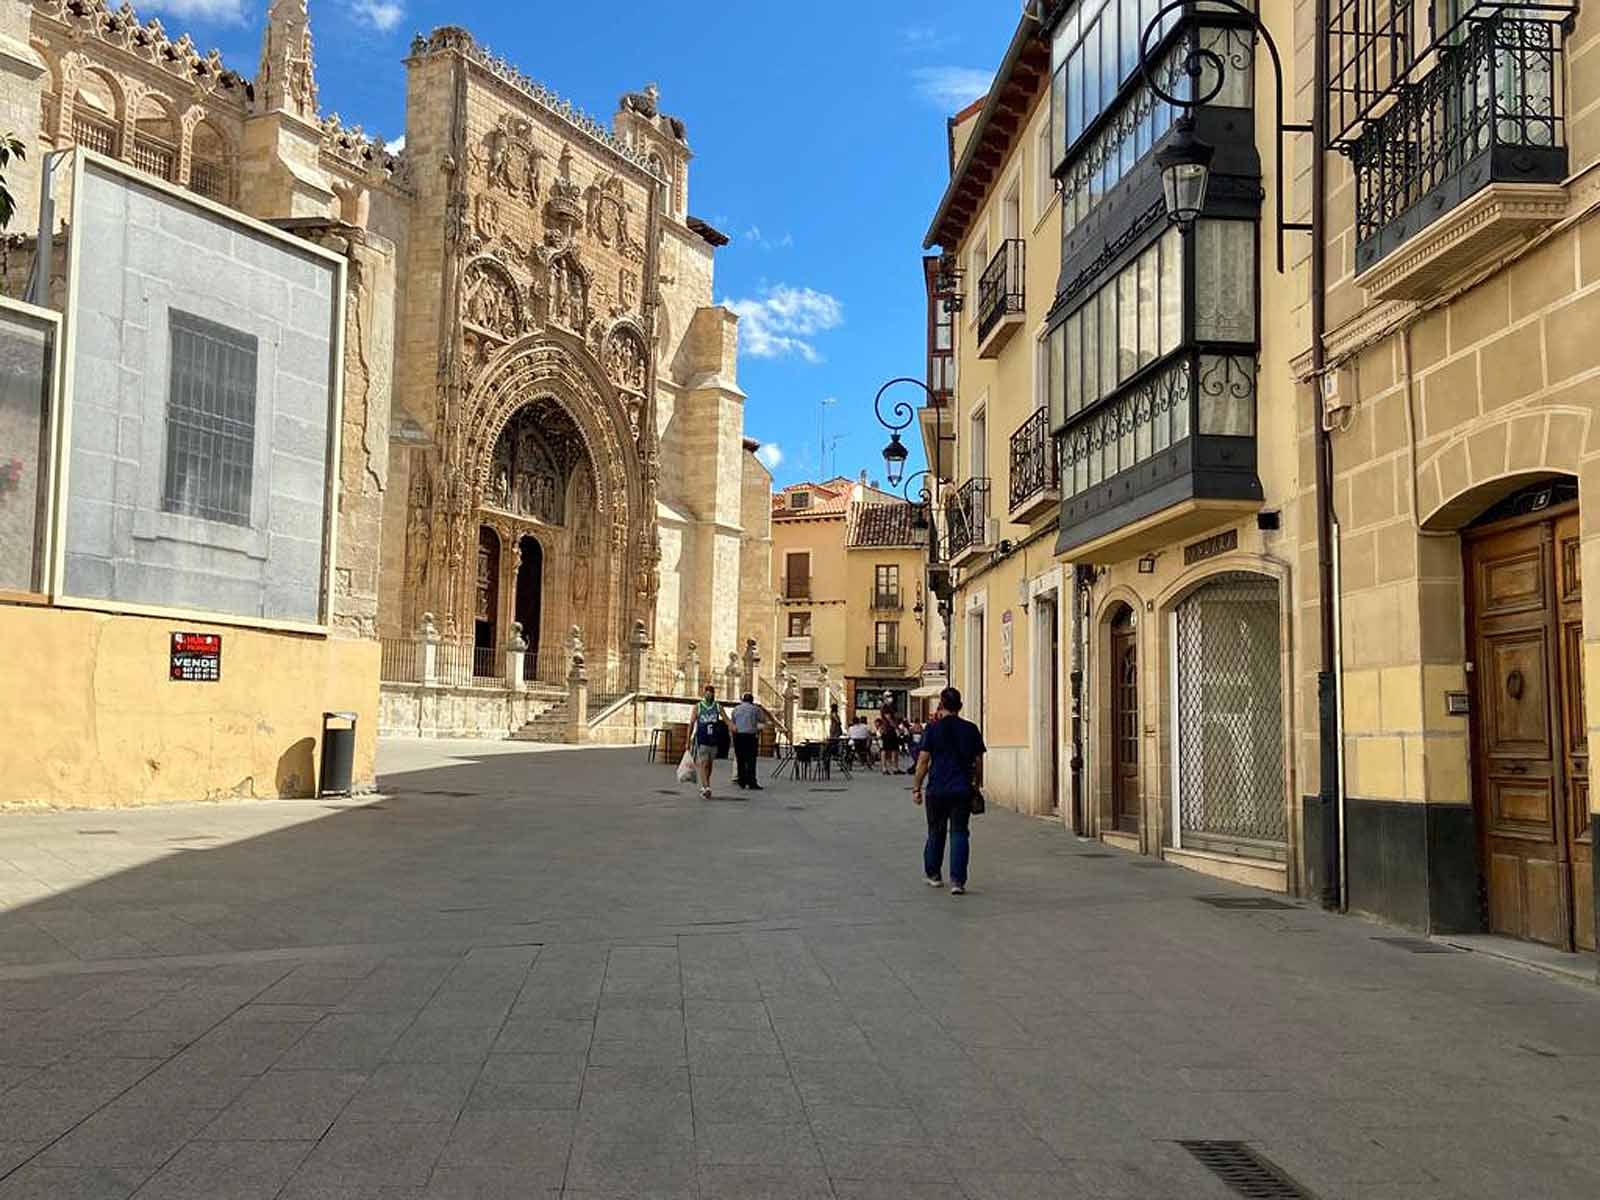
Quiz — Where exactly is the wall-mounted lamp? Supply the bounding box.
[1137,554,1158,575]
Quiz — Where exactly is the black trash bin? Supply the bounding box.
[319,711,358,798]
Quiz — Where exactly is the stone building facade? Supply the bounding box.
[0,0,768,802]
[1293,0,1600,956]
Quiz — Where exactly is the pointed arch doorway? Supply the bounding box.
[516,536,544,681]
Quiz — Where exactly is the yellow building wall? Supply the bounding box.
[0,606,378,808]
[941,79,1066,817]
[770,512,849,686]
[845,546,929,683]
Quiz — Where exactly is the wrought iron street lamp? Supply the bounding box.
[1155,116,1214,227]
[871,377,954,629]
[1139,0,1310,271]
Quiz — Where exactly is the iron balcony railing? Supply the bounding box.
[1352,10,1567,265]
[782,575,811,600]
[869,588,903,612]
[866,645,908,672]
[1009,407,1060,513]
[976,238,1025,344]
[945,477,992,560]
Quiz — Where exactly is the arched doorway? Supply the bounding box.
[475,527,501,667]
[1110,605,1140,835]
[1171,572,1285,859]
[516,536,544,680]
[1462,476,1592,951]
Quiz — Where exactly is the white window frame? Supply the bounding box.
[1035,119,1057,227]
[0,294,64,602]
[968,228,989,328]
[50,147,347,636]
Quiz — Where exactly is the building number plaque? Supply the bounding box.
[171,633,222,682]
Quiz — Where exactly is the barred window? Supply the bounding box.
[162,311,258,526]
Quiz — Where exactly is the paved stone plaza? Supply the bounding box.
[0,743,1597,1198]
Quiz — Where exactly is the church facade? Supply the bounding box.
[0,0,771,803]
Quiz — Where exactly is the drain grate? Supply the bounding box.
[78,829,120,836]
[1179,1141,1315,1199]
[1076,852,1115,859]
[1372,936,1457,954]
[1196,895,1298,911]
[809,788,849,793]
[1133,861,1170,868]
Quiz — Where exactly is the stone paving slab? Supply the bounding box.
[0,741,1594,1197]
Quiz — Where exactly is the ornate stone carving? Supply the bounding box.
[485,115,543,204]
[585,171,643,262]
[258,0,317,119]
[34,0,249,103]
[604,327,648,395]
[547,253,588,332]
[461,258,523,341]
[545,144,585,242]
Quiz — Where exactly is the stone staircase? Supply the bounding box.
[510,690,572,743]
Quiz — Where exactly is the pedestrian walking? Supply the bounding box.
[730,692,765,791]
[691,685,726,800]
[912,686,986,895]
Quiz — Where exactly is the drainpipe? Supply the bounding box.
[1312,0,1341,909]
[1069,564,1087,835]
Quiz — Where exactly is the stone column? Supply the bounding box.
[743,639,761,699]
[628,619,650,694]
[567,626,589,744]
[724,652,741,700]
[504,622,528,694]
[685,641,701,697]
[417,612,440,687]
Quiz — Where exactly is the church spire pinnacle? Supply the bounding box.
[258,0,319,121]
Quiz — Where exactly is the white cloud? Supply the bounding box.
[911,66,992,110]
[899,25,956,52]
[139,0,249,21]
[722,285,844,363]
[386,136,406,154]
[740,225,795,252]
[755,444,783,471]
[351,0,405,31]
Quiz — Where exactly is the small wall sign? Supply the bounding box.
[171,632,222,682]
[1445,691,1470,716]
[1000,610,1014,676]
[1185,528,1239,566]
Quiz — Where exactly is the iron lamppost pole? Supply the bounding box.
[873,377,955,638]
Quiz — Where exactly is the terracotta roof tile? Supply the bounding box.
[847,502,926,549]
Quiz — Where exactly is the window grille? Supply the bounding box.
[162,311,259,527]
[1174,572,1286,857]
[190,159,233,204]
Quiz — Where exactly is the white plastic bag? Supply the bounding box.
[676,748,696,784]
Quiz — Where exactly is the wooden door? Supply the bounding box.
[1555,513,1595,952]
[1468,512,1580,949]
[1111,612,1140,834]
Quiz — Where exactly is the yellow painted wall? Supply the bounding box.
[770,511,850,683]
[0,605,378,808]
[845,546,929,682]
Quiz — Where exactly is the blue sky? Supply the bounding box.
[144,0,1014,489]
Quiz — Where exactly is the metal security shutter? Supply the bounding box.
[1174,573,1286,858]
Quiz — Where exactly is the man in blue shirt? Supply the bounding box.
[912,687,986,895]
[730,693,765,790]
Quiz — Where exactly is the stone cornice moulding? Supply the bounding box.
[31,0,248,107]
[1290,298,1419,381]
[1354,182,1568,303]
[0,35,45,78]
[409,26,658,182]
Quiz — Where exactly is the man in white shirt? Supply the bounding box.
[730,693,765,790]
[848,717,872,766]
